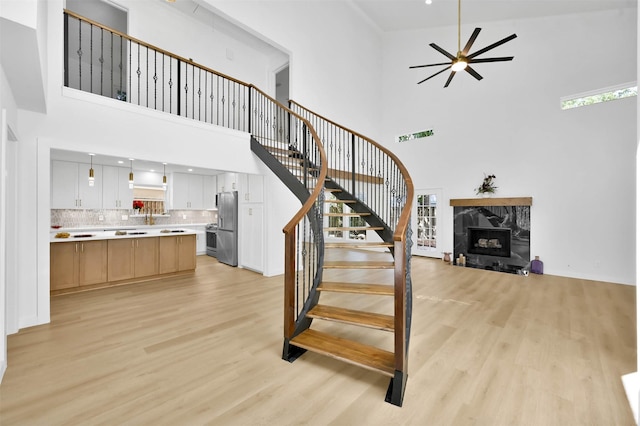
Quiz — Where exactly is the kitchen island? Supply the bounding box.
[50,228,197,295]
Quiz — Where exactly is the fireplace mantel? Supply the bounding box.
[449,197,532,207]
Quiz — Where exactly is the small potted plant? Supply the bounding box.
[475,173,497,197]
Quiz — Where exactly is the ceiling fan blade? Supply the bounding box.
[417,66,452,84]
[467,34,517,60]
[429,43,456,60]
[464,65,483,81]
[410,62,453,69]
[443,71,456,88]
[469,56,514,64]
[462,28,482,55]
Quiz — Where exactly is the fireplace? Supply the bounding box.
[467,227,511,257]
[450,197,532,275]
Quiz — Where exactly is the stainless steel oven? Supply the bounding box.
[206,223,218,258]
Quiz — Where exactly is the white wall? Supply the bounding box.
[204,0,384,136]
[119,0,281,94]
[382,9,637,285]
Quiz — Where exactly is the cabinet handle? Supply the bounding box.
[79,199,82,207]
[136,240,139,248]
[75,243,78,253]
[81,243,84,252]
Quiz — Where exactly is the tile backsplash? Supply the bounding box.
[51,209,217,229]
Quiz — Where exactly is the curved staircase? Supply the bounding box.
[251,96,413,406]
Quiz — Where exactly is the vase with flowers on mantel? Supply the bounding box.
[475,173,497,198]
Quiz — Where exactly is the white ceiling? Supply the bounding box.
[349,0,637,32]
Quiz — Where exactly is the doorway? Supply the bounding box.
[275,65,289,107]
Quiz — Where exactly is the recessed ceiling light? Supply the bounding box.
[425,0,432,4]
[188,168,193,172]
[150,169,155,172]
[117,160,123,164]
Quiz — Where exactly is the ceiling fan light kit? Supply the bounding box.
[410,0,517,87]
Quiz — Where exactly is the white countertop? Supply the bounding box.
[50,227,198,243]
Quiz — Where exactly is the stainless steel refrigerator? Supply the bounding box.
[216,191,238,266]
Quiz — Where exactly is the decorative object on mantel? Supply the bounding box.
[475,173,497,197]
[531,256,544,274]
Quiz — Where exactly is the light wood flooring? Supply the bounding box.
[0,254,636,425]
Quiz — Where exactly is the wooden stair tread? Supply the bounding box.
[325,188,342,192]
[324,260,395,269]
[308,305,394,331]
[325,212,370,217]
[318,282,394,296]
[290,329,395,377]
[324,226,383,231]
[325,199,355,203]
[325,241,392,249]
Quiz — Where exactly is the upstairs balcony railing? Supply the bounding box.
[64,10,249,131]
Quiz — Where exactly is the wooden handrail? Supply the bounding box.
[64,10,249,88]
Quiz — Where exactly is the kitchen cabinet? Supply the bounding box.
[239,174,264,203]
[159,234,196,274]
[134,237,159,277]
[50,240,108,290]
[172,173,204,209]
[102,165,133,209]
[217,172,238,193]
[203,175,217,209]
[51,160,103,209]
[240,205,264,272]
[107,237,159,281]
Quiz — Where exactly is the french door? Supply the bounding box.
[413,188,442,258]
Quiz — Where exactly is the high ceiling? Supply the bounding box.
[349,0,637,32]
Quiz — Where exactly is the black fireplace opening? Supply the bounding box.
[467,227,511,258]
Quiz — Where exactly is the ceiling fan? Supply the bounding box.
[410,0,517,87]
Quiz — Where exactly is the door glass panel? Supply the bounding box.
[415,190,440,257]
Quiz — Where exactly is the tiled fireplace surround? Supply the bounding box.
[451,197,532,275]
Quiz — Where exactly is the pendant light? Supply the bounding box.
[162,163,167,190]
[128,159,134,189]
[88,153,95,187]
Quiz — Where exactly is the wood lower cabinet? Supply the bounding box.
[159,235,196,274]
[51,240,108,290]
[134,237,159,278]
[107,239,135,282]
[52,234,194,294]
[108,237,159,281]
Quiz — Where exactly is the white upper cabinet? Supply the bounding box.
[171,173,204,210]
[239,174,264,203]
[102,165,133,209]
[217,172,238,193]
[51,160,102,209]
[203,175,217,209]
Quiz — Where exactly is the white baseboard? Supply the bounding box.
[0,359,6,384]
[622,371,639,424]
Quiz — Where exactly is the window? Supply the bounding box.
[561,84,637,110]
